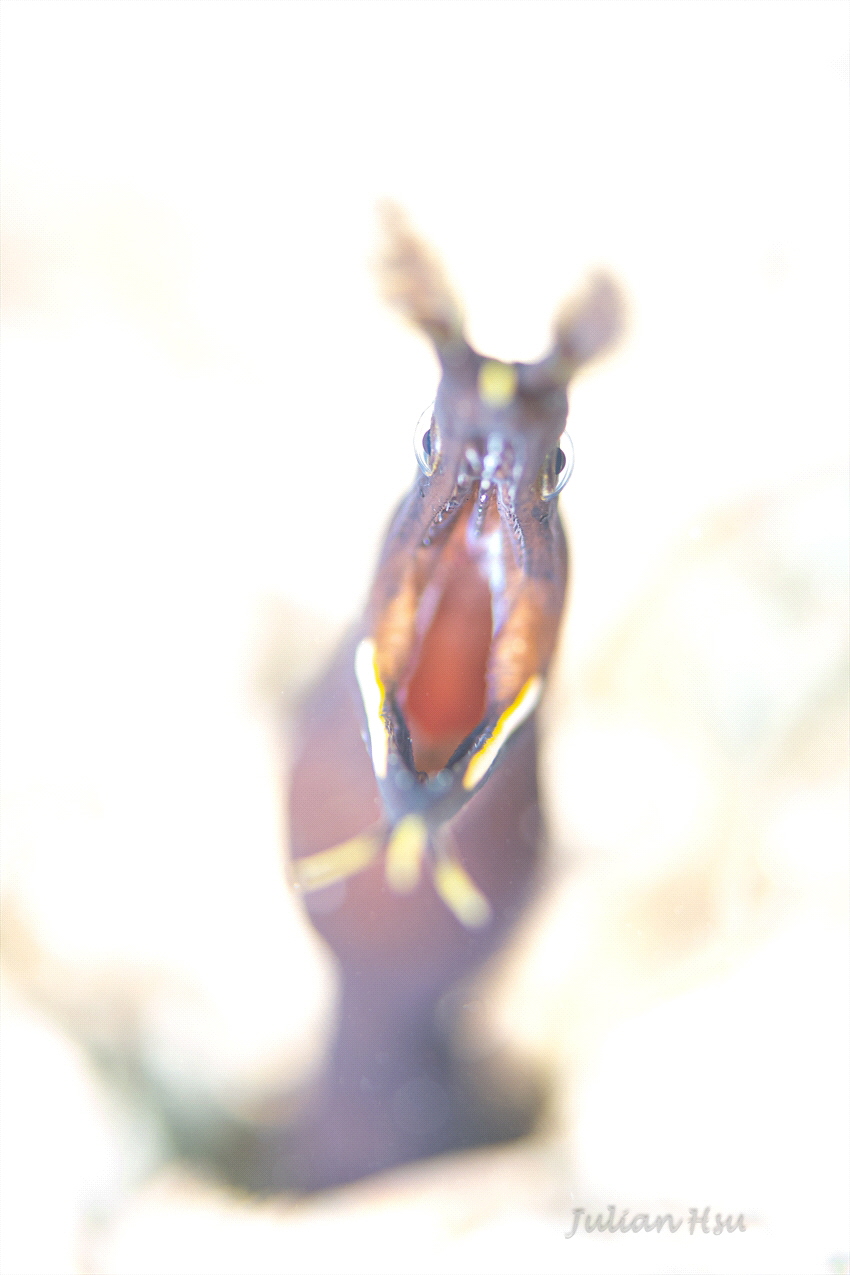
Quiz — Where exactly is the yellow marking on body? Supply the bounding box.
[354,638,389,779]
[478,360,518,407]
[292,832,380,892]
[433,858,492,929]
[462,675,543,791]
[385,814,428,894]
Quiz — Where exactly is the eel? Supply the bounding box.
[282,206,621,1190]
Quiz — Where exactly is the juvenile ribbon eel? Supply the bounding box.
[284,205,621,1190]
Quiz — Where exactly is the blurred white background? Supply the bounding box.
[1,3,848,1273]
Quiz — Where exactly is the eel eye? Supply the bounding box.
[414,403,438,476]
[540,430,575,500]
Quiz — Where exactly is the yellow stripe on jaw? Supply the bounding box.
[462,675,543,792]
[291,832,381,893]
[433,857,492,929]
[354,638,389,779]
[385,814,428,894]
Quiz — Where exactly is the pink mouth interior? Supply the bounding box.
[400,511,493,775]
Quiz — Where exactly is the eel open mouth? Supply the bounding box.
[369,462,563,784]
